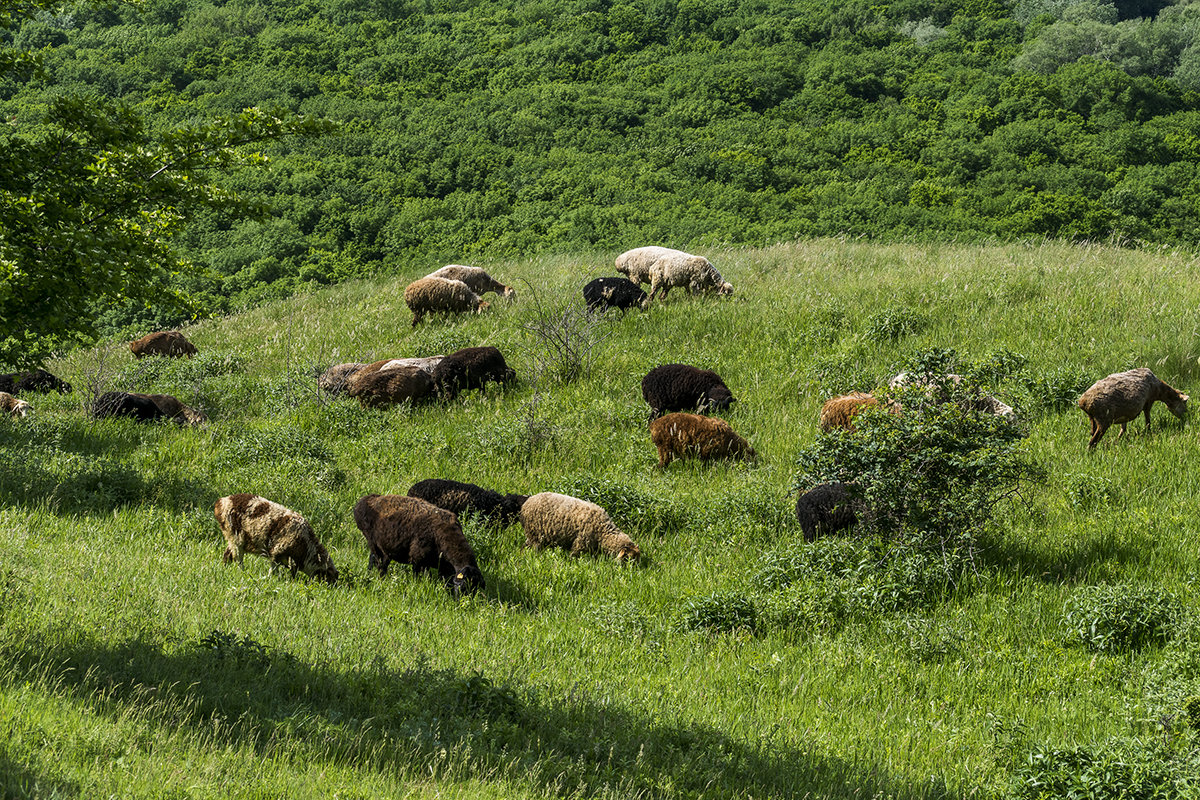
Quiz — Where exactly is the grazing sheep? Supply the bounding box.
[432,346,515,400]
[520,492,641,563]
[615,246,678,286]
[888,373,1016,422]
[408,478,528,526]
[0,369,72,395]
[795,483,863,541]
[1077,367,1189,449]
[641,364,736,419]
[403,276,491,327]
[0,392,30,418]
[317,362,367,396]
[647,251,733,301]
[129,330,198,359]
[353,494,484,595]
[426,265,516,303]
[375,356,446,376]
[583,276,648,313]
[819,392,883,432]
[346,365,436,409]
[214,494,338,583]
[93,391,207,427]
[649,412,755,468]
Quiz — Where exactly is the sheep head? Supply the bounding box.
[448,565,485,596]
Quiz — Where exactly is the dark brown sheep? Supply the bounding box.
[408,478,527,526]
[345,365,436,409]
[1077,367,1189,448]
[129,330,198,359]
[93,391,207,427]
[795,483,863,541]
[432,346,515,400]
[0,369,72,395]
[353,494,484,595]
[648,412,755,468]
[214,494,338,583]
[641,364,735,420]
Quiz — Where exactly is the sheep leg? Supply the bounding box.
[1144,407,1153,432]
[1088,422,1108,449]
[1117,422,1127,439]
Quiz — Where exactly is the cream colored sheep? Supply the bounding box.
[426,265,516,303]
[615,246,678,285]
[519,492,640,563]
[403,277,491,327]
[647,252,733,301]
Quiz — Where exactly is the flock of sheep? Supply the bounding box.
[0,245,1190,595]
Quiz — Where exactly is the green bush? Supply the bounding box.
[676,592,758,635]
[1009,738,1197,800]
[1063,584,1182,653]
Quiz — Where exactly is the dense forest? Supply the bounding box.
[5,0,1200,327]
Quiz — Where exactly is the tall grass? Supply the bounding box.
[2,239,1198,798]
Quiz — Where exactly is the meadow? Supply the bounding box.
[1,238,1198,799]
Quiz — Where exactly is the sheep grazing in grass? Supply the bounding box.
[346,365,436,409]
[317,362,367,396]
[583,276,648,313]
[93,391,207,427]
[819,392,883,432]
[649,412,755,468]
[520,492,641,563]
[795,482,863,541]
[615,246,677,286]
[353,494,484,595]
[888,373,1017,422]
[214,494,338,583]
[0,369,72,395]
[403,276,491,327]
[0,391,30,418]
[426,265,516,303]
[433,346,515,400]
[1077,367,1189,449]
[647,251,733,301]
[641,364,736,420]
[408,478,528,526]
[129,330,197,359]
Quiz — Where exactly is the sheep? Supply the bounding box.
[615,246,678,286]
[1077,367,1189,449]
[403,276,491,327]
[795,482,863,541]
[0,369,72,395]
[819,392,883,432]
[374,356,445,376]
[649,412,755,468]
[583,276,648,313]
[353,494,484,595]
[214,494,338,583]
[93,391,207,427]
[408,478,528,526]
[129,330,198,359]
[426,265,516,303]
[888,372,1017,422]
[646,251,733,301]
[346,365,436,409]
[641,363,736,419]
[519,492,641,563]
[432,346,515,400]
[0,391,30,418]
[317,362,367,396]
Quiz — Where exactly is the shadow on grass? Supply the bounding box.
[0,454,211,516]
[0,749,78,800]
[977,529,1153,583]
[1,629,959,800]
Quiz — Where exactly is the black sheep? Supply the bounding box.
[641,364,736,419]
[0,369,72,395]
[795,482,862,541]
[93,391,207,426]
[353,494,484,595]
[433,346,515,400]
[408,478,527,526]
[583,277,648,313]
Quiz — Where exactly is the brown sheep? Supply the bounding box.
[403,276,491,327]
[0,391,30,418]
[819,392,883,432]
[317,362,367,396]
[214,494,338,583]
[1077,367,1189,449]
[649,412,755,468]
[353,494,484,594]
[129,330,198,359]
[426,265,516,303]
[519,492,641,563]
[93,391,207,427]
[345,365,436,409]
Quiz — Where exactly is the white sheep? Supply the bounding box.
[647,252,733,301]
[403,276,491,327]
[615,246,679,286]
[426,265,516,303]
[519,492,641,562]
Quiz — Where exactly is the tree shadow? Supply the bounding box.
[977,526,1154,584]
[0,453,210,516]
[3,630,959,800]
[0,748,79,800]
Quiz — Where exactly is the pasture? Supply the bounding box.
[1,238,1198,798]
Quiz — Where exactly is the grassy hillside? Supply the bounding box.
[2,239,1199,798]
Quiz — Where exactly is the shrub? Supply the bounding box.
[1063,584,1182,653]
[1009,738,1197,800]
[676,592,758,635]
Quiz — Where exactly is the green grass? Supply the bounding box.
[2,239,1199,798]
